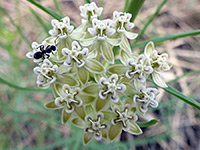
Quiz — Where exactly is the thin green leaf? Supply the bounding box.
[126,0,146,22]
[85,0,91,3]
[27,0,63,20]
[134,0,168,43]
[0,76,49,92]
[131,30,200,53]
[150,79,200,110]
[137,119,159,127]
[124,0,129,11]
[53,0,64,16]
[29,8,49,34]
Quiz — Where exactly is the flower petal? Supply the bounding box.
[57,74,79,86]
[101,110,116,122]
[120,49,132,66]
[85,105,95,118]
[79,93,97,104]
[107,64,129,75]
[108,123,122,141]
[120,34,132,53]
[100,42,114,64]
[124,30,138,40]
[44,100,60,109]
[152,72,168,88]
[80,37,97,46]
[83,132,94,145]
[70,32,86,40]
[144,41,154,58]
[77,67,89,85]
[107,37,121,46]
[95,97,109,112]
[85,58,105,74]
[124,83,137,97]
[61,109,72,124]
[128,122,143,135]
[71,117,86,128]
[75,106,86,120]
[82,84,101,95]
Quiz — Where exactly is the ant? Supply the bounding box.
[33,45,56,59]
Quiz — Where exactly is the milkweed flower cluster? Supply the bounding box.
[26,2,172,145]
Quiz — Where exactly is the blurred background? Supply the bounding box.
[0,0,200,149]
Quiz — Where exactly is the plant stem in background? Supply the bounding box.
[124,0,129,11]
[134,0,168,43]
[131,29,200,52]
[126,0,146,22]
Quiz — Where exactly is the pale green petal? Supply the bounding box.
[57,74,79,86]
[73,22,88,33]
[144,42,154,58]
[124,83,138,97]
[70,32,86,40]
[124,97,133,105]
[77,67,89,85]
[94,74,106,83]
[120,34,132,53]
[120,49,131,65]
[107,64,129,75]
[108,123,122,141]
[101,129,108,139]
[80,37,97,46]
[101,110,116,122]
[79,94,97,104]
[57,38,67,59]
[71,117,86,128]
[44,100,60,109]
[85,105,95,117]
[85,58,105,74]
[75,106,86,120]
[120,76,132,83]
[83,132,94,145]
[82,84,101,95]
[51,83,63,97]
[124,30,138,40]
[128,122,143,135]
[107,37,121,46]
[134,79,146,91]
[58,64,70,74]
[95,97,109,112]
[100,42,114,64]
[152,72,168,88]
[61,109,72,124]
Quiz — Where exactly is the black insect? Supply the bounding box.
[33,45,56,59]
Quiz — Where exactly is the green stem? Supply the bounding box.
[124,0,129,12]
[126,0,146,22]
[84,0,91,3]
[134,0,168,43]
[0,76,49,92]
[131,29,200,53]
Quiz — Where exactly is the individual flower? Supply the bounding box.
[102,102,142,141]
[144,42,173,87]
[62,41,105,84]
[133,86,159,114]
[71,105,108,145]
[112,11,138,53]
[33,59,58,88]
[45,84,90,124]
[80,2,103,21]
[49,16,74,39]
[98,74,126,103]
[125,54,153,83]
[80,19,121,64]
[26,41,48,63]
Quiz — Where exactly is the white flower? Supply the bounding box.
[133,86,159,114]
[80,2,103,21]
[49,16,74,39]
[126,54,153,83]
[62,41,89,68]
[99,74,126,103]
[85,113,107,141]
[113,11,135,33]
[33,59,58,88]
[26,41,48,63]
[54,84,82,113]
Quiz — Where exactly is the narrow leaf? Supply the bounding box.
[44,100,59,109]
[95,97,109,112]
[82,84,101,95]
[108,123,122,141]
[85,58,105,74]
[77,67,89,85]
[137,119,159,127]
[107,64,129,75]
[61,109,72,124]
